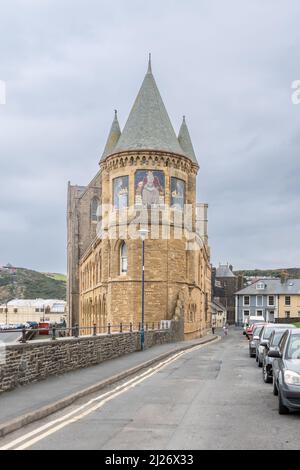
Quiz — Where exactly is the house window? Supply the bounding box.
[298,311,300,318]
[268,296,275,306]
[35,308,39,312]
[256,310,263,316]
[285,296,291,306]
[285,311,290,319]
[243,296,250,306]
[14,308,18,313]
[91,197,99,222]
[243,310,250,318]
[256,282,265,290]
[256,295,263,307]
[120,241,128,275]
[0,308,3,313]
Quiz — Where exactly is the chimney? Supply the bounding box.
[280,270,288,284]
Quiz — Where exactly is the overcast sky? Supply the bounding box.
[1,0,300,273]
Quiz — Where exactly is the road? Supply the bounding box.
[0,329,299,450]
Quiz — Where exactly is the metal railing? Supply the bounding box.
[0,321,171,343]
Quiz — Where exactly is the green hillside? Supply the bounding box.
[234,268,300,278]
[0,267,66,303]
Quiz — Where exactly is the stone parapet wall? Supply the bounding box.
[0,321,183,393]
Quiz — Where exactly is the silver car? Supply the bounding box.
[249,323,265,357]
[256,324,293,367]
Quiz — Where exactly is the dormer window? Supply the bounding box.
[256,282,265,290]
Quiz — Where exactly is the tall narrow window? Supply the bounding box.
[91,197,99,222]
[120,241,128,275]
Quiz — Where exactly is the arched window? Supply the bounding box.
[91,197,99,222]
[120,241,128,275]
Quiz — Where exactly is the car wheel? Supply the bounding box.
[278,392,289,415]
[273,377,278,396]
[263,364,272,383]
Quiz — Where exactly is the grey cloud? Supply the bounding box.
[0,0,300,272]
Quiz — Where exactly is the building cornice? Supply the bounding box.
[99,149,199,175]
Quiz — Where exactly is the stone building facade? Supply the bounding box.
[212,263,244,324]
[67,57,212,339]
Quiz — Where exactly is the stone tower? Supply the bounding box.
[67,57,211,339]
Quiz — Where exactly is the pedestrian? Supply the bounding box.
[223,324,228,336]
[212,323,216,335]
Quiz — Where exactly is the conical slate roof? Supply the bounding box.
[113,56,184,155]
[178,116,198,165]
[100,110,121,161]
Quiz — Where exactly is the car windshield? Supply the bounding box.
[285,335,300,360]
[253,325,263,336]
[263,327,275,339]
[271,331,285,346]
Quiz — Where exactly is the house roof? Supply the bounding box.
[236,279,300,295]
[216,264,235,278]
[2,299,66,309]
[113,56,184,156]
[100,56,199,165]
[211,299,226,313]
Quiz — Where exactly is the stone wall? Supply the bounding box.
[0,321,183,393]
[275,317,300,324]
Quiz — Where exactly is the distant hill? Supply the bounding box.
[234,268,300,278]
[0,267,66,303]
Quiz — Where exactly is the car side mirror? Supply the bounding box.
[260,340,268,347]
[253,335,260,341]
[268,348,282,358]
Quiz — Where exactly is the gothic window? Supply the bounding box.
[91,197,99,222]
[120,241,128,275]
[171,177,185,210]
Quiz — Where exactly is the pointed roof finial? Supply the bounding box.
[147,53,152,74]
[114,109,118,119]
[182,115,186,123]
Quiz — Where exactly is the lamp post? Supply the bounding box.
[138,228,149,351]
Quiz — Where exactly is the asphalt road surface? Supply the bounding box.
[1,329,299,450]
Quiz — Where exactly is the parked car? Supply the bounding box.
[262,329,288,383]
[245,316,266,339]
[249,323,266,357]
[256,323,293,367]
[270,329,300,414]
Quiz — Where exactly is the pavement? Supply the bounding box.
[0,332,21,344]
[0,327,299,450]
[0,332,217,435]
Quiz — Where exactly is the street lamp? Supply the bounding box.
[138,228,149,351]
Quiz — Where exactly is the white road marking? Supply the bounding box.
[1,337,219,450]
